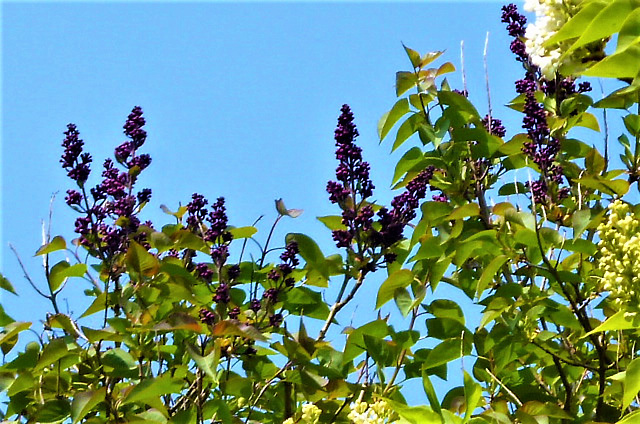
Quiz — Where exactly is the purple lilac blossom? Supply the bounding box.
[502,4,570,205]
[199,308,216,325]
[482,115,506,138]
[61,124,92,184]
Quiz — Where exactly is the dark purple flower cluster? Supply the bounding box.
[269,313,283,328]
[205,197,232,243]
[250,299,261,312]
[501,4,528,62]
[327,106,437,266]
[326,105,374,204]
[263,287,279,303]
[213,283,231,303]
[199,308,216,325]
[63,107,153,256]
[482,115,506,138]
[453,89,469,97]
[502,5,571,205]
[123,106,147,147]
[432,193,449,202]
[228,307,240,320]
[227,264,240,280]
[541,78,592,102]
[61,124,92,184]
[195,263,214,281]
[186,193,208,228]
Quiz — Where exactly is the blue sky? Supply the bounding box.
[2,0,573,404]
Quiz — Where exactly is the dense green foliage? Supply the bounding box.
[3,1,640,423]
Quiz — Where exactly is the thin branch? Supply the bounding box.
[318,270,366,341]
[486,369,523,407]
[9,243,49,299]
[245,360,293,423]
[460,40,467,94]
[484,32,493,123]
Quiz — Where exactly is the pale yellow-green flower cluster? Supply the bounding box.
[347,400,397,424]
[523,0,599,78]
[282,403,322,424]
[597,200,640,306]
[524,0,568,78]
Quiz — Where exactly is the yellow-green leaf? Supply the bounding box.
[35,235,66,256]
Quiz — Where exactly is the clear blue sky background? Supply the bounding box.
[3,0,609,405]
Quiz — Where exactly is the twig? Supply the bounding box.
[460,40,467,94]
[484,32,493,125]
[9,243,49,299]
[245,360,293,423]
[486,369,523,407]
[318,271,366,341]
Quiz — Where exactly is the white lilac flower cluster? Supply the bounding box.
[523,0,568,78]
[282,403,322,424]
[347,400,396,424]
[597,200,640,307]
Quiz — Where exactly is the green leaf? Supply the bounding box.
[0,304,15,326]
[575,112,600,132]
[275,198,303,218]
[376,269,414,309]
[393,147,425,184]
[210,398,233,424]
[35,338,69,370]
[585,148,606,175]
[160,204,188,219]
[421,368,442,416]
[585,311,640,335]
[428,300,465,325]
[396,71,418,97]
[49,261,87,292]
[379,98,410,141]
[80,292,107,318]
[463,371,482,422]
[393,287,413,318]
[544,1,607,46]
[72,388,106,424]
[123,374,184,404]
[623,357,640,409]
[498,182,527,196]
[426,338,468,368]
[0,272,17,295]
[211,320,266,342]
[229,226,258,239]
[572,209,592,239]
[0,322,31,351]
[126,241,160,277]
[582,43,640,79]
[448,203,480,221]
[343,320,389,362]
[284,286,331,320]
[286,233,328,279]
[403,44,422,68]
[47,314,83,339]
[420,50,444,68]
[102,348,137,372]
[477,255,509,299]
[618,8,640,51]
[149,231,173,253]
[624,114,640,137]
[618,410,640,424]
[568,0,635,54]
[317,215,346,231]
[35,399,70,423]
[386,400,440,424]
[35,235,66,256]
[393,113,424,152]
